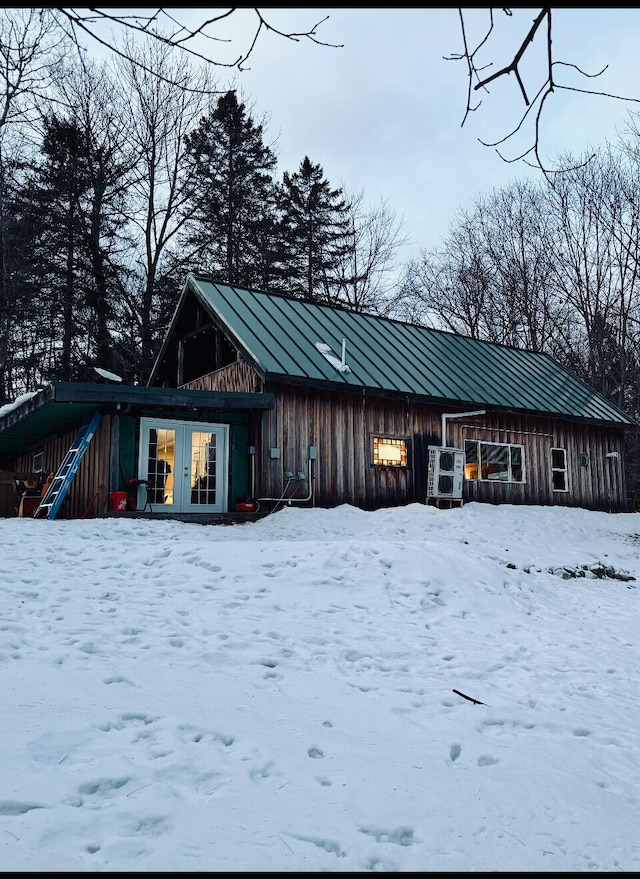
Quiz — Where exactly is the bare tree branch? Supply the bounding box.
[450,8,640,174]
[51,8,341,79]
[473,8,550,101]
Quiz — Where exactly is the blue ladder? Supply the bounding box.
[34,411,102,520]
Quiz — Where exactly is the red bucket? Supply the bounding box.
[108,491,128,513]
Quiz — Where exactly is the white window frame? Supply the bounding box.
[551,447,569,492]
[464,440,525,484]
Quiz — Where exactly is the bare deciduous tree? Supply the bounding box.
[333,191,409,315]
[0,8,66,135]
[112,37,216,378]
[471,180,565,354]
[398,180,566,351]
[397,225,498,340]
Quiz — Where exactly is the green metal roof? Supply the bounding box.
[172,275,634,427]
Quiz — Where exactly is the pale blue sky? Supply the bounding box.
[102,9,640,263]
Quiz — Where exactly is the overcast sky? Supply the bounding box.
[87,8,640,266]
[162,7,640,265]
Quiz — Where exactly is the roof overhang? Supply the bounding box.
[0,382,274,460]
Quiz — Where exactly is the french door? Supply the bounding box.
[138,418,229,513]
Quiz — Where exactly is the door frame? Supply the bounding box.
[137,417,230,513]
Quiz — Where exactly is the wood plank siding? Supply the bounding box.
[185,361,262,393]
[450,413,626,512]
[186,364,627,512]
[13,415,112,519]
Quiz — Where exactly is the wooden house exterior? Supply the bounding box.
[180,376,627,512]
[0,274,635,518]
[148,276,634,514]
[0,383,273,520]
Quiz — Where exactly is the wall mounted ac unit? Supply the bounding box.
[427,446,464,499]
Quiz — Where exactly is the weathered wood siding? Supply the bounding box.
[255,385,442,509]
[251,382,628,512]
[184,361,261,393]
[13,415,112,519]
[181,363,628,512]
[447,412,627,512]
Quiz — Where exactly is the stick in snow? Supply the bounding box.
[453,688,485,705]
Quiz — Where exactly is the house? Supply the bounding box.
[0,274,635,519]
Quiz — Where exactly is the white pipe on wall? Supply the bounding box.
[258,456,314,506]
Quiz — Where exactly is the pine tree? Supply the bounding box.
[0,154,46,398]
[23,111,130,383]
[181,90,280,289]
[277,156,351,302]
[27,116,94,381]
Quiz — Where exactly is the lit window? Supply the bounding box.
[464,440,525,483]
[551,447,568,492]
[372,436,408,467]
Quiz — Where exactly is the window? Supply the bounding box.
[464,440,525,483]
[551,447,568,492]
[372,435,408,467]
[32,451,44,473]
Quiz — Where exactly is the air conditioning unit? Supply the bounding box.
[427,446,464,499]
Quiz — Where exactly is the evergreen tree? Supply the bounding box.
[27,116,93,381]
[0,153,46,398]
[24,109,130,383]
[277,156,351,302]
[181,90,280,288]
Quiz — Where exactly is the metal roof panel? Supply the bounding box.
[188,276,635,426]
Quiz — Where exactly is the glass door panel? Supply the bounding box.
[138,419,228,513]
[146,427,176,506]
[190,431,218,506]
[182,425,228,513]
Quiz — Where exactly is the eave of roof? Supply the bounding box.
[0,382,274,458]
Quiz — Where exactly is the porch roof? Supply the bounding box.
[0,382,274,459]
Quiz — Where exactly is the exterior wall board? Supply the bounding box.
[253,381,628,512]
[185,361,261,393]
[7,358,628,516]
[14,415,112,519]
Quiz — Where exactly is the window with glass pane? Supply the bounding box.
[482,443,509,480]
[464,440,479,480]
[191,432,217,504]
[510,446,523,481]
[464,440,525,483]
[372,436,408,467]
[147,428,175,504]
[551,447,568,491]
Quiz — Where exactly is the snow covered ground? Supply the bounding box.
[1,501,639,872]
